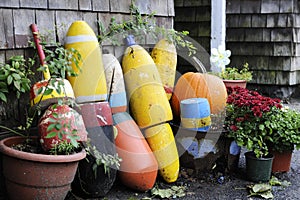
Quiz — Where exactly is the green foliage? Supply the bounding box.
[0,55,35,102]
[49,140,76,155]
[97,0,196,56]
[85,139,122,177]
[264,106,300,152]
[225,87,300,158]
[219,63,252,81]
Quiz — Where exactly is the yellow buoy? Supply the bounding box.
[151,39,177,100]
[144,122,179,183]
[122,35,173,128]
[65,21,107,103]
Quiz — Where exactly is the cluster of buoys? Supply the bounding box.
[30,24,88,152]
[30,19,229,198]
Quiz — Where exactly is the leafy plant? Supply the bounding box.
[85,139,122,176]
[219,63,252,81]
[225,87,283,158]
[265,105,300,152]
[97,0,196,56]
[0,55,35,102]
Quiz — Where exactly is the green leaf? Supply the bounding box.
[43,88,53,95]
[0,92,7,102]
[46,123,57,132]
[12,73,21,80]
[45,132,57,138]
[7,75,13,85]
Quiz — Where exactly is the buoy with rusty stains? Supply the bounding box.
[38,104,88,152]
[122,35,172,128]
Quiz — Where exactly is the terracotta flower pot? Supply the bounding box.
[270,149,293,173]
[0,136,86,200]
[223,80,247,89]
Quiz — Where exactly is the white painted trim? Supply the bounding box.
[211,0,226,72]
[65,35,97,44]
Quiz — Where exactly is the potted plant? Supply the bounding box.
[210,46,252,88]
[263,105,300,172]
[224,87,282,182]
[0,33,89,199]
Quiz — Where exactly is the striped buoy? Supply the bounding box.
[113,112,158,191]
[65,21,107,103]
[180,98,211,131]
[103,53,127,114]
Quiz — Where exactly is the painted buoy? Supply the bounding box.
[72,101,117,198]
[143,122,179,183]
[151,38,177,100]
[30,24,75,110]
[122,35,172,128]
[103,53,127,114]
[65,21,107,103]
[38,104,88,152]
[30,79,75,110]
[180,98,211,131]
[113,112,158,191]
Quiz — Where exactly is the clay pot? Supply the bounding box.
[270,149,293,173]
[223,80,247,89]
[0,136,86,200]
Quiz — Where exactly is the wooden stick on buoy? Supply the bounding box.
[30,24,75,110]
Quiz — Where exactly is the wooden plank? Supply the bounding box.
[92,0,109,11]
[83,12,98,34]
[0,0,19,8]
[79,0,92,11]
[20,0,47,9]
[110,0,131,13]
[49,0,78,10]
[13,9,35,48]
[0,9,14,49]
[36,10,56,44]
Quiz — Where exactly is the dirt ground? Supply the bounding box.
[67,148,300,200]
[67,99,300,200]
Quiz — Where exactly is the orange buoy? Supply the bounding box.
[113,112,158,191]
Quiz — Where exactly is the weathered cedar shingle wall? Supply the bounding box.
[226,0,300,98]
[174,0,211,73]
[0,0,174,128]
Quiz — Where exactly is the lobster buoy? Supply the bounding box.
[65,21,108,103]
[151,38,177,100]
[30,24,75,110]
[113,112,158,191]
[180,98,211,131]
[143,122,179,183]
[38,104,87,152]
[122,35,172,128]
[103,53,127,114]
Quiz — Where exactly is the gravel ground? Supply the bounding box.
[67,98,300,200]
